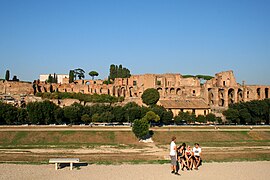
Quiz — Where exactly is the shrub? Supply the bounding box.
[132,119,149,139]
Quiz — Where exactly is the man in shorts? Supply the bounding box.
[170,136,179,175]
[192,143,202,170]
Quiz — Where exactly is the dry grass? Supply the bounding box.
[0,130,269,164]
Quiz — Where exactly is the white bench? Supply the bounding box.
[49,158,80,170]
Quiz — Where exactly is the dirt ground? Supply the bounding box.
[0,161,269,180]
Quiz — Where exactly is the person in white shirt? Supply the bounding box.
[169,136,179,175]
[192,143,202,170]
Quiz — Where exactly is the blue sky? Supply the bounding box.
[0,0,269,85]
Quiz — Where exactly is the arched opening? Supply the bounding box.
[219,99,225,107]
[228,88,235,104]
[170,88,175,94]
[112,87,116,96]
[208,88,214,105]
[237,89,243,102]
[129,87,133,97]
[257,88,261,99]
[85,81,90,85]
[100,88,103,94]
[265,88,269,99]
[218,89,225,107]
[121,87,126,97]
[43,86,47,92]
[108,89,110,95]
[176,88,181,95]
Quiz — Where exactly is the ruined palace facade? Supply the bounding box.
[1,70,269,116]
[34,71,270,111]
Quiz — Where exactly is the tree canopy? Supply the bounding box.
[223,99,270,125]
[109,64,131,80]
[89,71,99,80]
[141,88,160,106]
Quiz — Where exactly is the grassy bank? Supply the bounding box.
[0,130,269,163]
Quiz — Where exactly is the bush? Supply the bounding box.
[132,119,149,139]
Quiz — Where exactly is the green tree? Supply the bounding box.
[81,114,91,124]
[5,70,10,81]
[54,107,64,124]
[12,75,19,81]
[47,74,53,83]
[175,112,196,124]
[109,64,116,80]
[89,71,99,80]
[206,113,216,122]
[63,105,80,124]
[223,108,240,124]
[142,111,160,122]
[141,88,160,106]
[17,108,28,124]
[69,70,75,83]
[132,119,149,139]
[196,115,206,123]
[74,68,85,80]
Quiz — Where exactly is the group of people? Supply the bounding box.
[169,136,202,175]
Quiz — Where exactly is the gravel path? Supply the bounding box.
[0,161,269,180]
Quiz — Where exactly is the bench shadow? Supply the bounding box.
[59,163,88,170]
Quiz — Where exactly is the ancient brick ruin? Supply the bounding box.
[1,70,269,116]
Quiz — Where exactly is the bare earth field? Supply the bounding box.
[0,161,270,180]
[0,126,269,179]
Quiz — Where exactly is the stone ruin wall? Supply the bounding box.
[0,80,34,95]
[1,71,269,109]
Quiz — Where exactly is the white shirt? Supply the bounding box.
[170,141,176,156]
[193,147,202,156]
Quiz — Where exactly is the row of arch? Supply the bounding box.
[208,87,269,107]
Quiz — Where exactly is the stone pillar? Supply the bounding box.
[213,88,219,107]
[234,88,238,103]
[224,89,229,107]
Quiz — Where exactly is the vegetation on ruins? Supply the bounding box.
[5,70,10,81]
[223,99,270,125]
[109,64,131,80]
[35,92,124,103]
[12,75,19,81]
[69,70,75,83]
[182,74,214,80]
[74,68,85,80]
[141,88,160,106]
[47,73,58,83]
[89,71,99,80]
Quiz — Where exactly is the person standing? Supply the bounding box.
[170,136,179,175]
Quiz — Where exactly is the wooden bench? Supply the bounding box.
[49,158,80,170]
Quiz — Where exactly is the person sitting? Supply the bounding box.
[185,145,193,170]
[192,143,202,170]
[177,145,187,171]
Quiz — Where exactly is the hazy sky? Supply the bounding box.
[0,0,269,85]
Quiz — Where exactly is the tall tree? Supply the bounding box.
[89,71,99,80]
[47,74,53,83]
[109,64,116,80]
[74,68,85,80]
[69,70,75,83]
[5,70,10,81]
[118,64,123,78]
